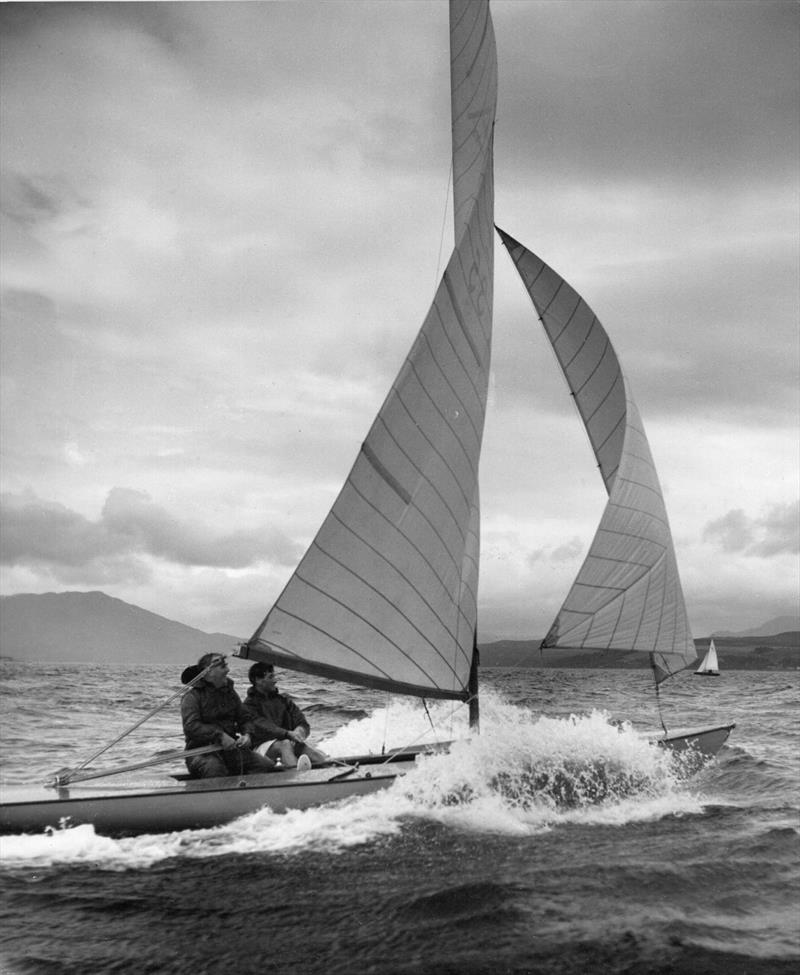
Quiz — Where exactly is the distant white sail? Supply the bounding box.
[695,639,720,675]
[244,1,497,701]
[497,228,695,683]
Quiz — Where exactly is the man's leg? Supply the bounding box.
[240,749,277,774]
[186,753,229,778]
[266,740,299,767]
[298,743,329,765]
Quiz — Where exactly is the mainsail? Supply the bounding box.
[497,228,695,683]
[241,1,497,701]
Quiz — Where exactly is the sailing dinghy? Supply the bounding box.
[0,0,733,838]
[695,640,721,676]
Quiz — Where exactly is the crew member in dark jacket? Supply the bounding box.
[242,662,328,769]
[181,653,276,778]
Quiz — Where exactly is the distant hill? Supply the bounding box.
[1,591,798,671]
[479,633,800,671]
[712,615,800,638]
[0,591,240,664]
[693,633,799,670]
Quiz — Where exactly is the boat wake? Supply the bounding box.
[0,691,708,870]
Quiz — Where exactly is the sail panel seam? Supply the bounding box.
[596,527,667,550]
[395,382,476,508]
[429,303,485,421]
[606,500,670,529]
[288,566,464,685]
[454,223,494,346]
[574,332,611,399]
[444,271,484,369]
[549,294,583,347]
[582,363,621,427]
[370,413,470,557]
[592,405,626,459]
[335,485,462,623]
[419,331,483,445]
[562,310,599,371]
[332,486,476,643]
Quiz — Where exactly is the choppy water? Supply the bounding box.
[0,659,798,975]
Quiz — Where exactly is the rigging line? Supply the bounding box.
[61,664,213,781]
[382,691,390,756]
[48,744,222,788]
[422,698,436,735]
[653,671,669,735]
[434,159,454,290]
[375,697,469,769]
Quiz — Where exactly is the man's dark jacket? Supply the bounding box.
[181,679,255,749]
[242,687,310,747]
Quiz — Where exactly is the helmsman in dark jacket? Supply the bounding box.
[242,662,328,768]
[181,653,276,778]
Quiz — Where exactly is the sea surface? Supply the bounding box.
[0,659,798,975]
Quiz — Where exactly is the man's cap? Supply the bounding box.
[181,664,201,684]
[182,653,227,684]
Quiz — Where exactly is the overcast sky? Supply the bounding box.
[1,0,798,642]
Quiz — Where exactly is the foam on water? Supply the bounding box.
[318,695,469,754]
[0,690,707,870]
[395,698,704,832]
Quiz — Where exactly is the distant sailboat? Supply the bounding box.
[0,0,734,838]
[695,640,721,676]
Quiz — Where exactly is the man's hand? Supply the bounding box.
[235,733,252,749]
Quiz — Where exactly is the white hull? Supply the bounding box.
[649,722,735,756]
[0,753,416,838]
[1,726,736,837]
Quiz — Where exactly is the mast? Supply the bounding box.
[468,632,480,730]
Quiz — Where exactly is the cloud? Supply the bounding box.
[0,488,302,574]
[496,0,798,186]
[703,500,800,557]
[749,501,800,557]
[101,487,301,568]
[2,490,122,566]
[527,537,584,566]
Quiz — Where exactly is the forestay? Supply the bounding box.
[497,228,695,682]
[241,1,497,701]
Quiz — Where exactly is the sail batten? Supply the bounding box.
[498,226,695,681]
[242,2,496,701]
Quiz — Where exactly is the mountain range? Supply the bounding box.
[711,616,800,638]
[0,591,239,665]
[0,591,797,669]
